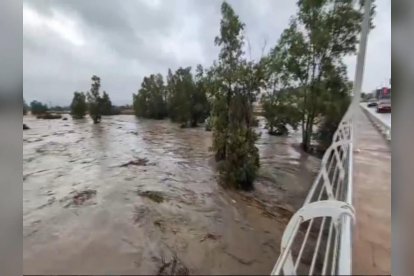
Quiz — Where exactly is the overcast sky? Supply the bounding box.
[23,0,391,106]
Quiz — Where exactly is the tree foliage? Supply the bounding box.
[166,65,210,127]
[30,100,48,115]
[133,67,209,126]
[87,75,102,124]
[101,91,113,115]
[167,67,194,125]
[210,2,261,190]
[133,74,167,119]
[261,88,301,135]
[263,0,374,152]
[192,65,211,126]
[70,91,87,119]
[315,64,352,152]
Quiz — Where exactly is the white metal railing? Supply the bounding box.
[271,108,355,275]
[271,0,372,274]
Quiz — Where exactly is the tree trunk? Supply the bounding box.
[302,112,314,153]
[224,86,232,160]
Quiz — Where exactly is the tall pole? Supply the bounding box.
[352,0,372,146]
[339,1,372,274]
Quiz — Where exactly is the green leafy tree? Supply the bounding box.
[261,88,301,135]
[30,100,48,115]
[87,75,102,124]
[316,64,351,152]
[166,65,210,127]
[162,66,211,127]
[167,67,194,126]
[70,91,87,119]
[193,64,211,126]
[266,0,374,152]
[133,74,167,119]
[101,91,113,115]
[211,2,261,190]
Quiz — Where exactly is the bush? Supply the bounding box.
[70,91,87,119]
[30,100,48,115]
[36,113,62,119]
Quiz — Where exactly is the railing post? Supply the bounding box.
[351,0,372,146]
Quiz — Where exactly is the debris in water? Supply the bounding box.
[62,117,68,120]
[138,190,165,203]
[156,252,189,276]
[120,158,150,167]
[36,113,62,119]
[68,189,97,206]
[200,233,221,242]
[153,219,166,232]
[224,251,256,265]
[133,205,149,224]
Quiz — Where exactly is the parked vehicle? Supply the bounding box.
[367,98,377,107]
[376,87,391,113]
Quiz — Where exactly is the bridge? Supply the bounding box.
[271,0,391,274]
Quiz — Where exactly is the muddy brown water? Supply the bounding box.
[23,115,320,275]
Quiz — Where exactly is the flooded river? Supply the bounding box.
[23,115,320,275]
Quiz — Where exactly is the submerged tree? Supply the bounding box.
[167,67,194,126]
[167,65,210,127]
[192,64,210,126]
[316,64,352,152]
[260,52,301,135]
[266,0,374,152]
[211,2,261,190]
[30,100,48,115]
[87,75,102,124]
[101,91,113,115]
[261,88,301,135]
[70,91,87,119]
[133,74,167,119]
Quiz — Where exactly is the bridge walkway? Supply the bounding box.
[352,107,391,275]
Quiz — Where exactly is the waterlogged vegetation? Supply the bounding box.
[126,0,371,188]
[23,1,374,274]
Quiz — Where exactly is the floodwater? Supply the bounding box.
[23,115,320,275]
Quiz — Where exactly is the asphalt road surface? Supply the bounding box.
[361,103,391,128]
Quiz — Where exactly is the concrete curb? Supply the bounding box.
[360,104,391,141]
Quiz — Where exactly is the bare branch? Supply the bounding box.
[260,37,268,59]
[246,36,252,61]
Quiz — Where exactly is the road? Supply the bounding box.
[360,102,391,128]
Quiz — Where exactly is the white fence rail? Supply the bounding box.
[271,108,355,275]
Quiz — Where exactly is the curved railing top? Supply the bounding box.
[271,106,354,275]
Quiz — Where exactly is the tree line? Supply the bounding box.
[24,75,118,123]
[70,75,118,123]
[132,65,210,128]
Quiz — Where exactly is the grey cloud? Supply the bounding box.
[23,0,390,106]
